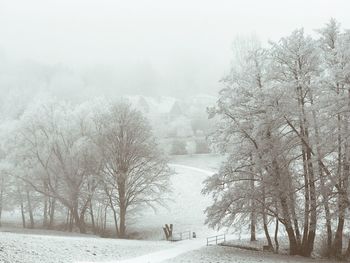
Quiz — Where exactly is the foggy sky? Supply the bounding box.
[0,0,349,98]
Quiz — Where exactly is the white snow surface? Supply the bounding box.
[168,164,214,176]
[161,246,335,263]
[0,230,169,263]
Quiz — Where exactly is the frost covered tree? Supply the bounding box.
[205,20,350,258]
[205,37,278,249]
[92,102,171,238]
[12,99,101,233]
[0,97,171,237]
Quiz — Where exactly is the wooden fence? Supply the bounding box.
[206,234,226,246]
[170,230,192,241]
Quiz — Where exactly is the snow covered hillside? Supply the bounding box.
[130,154,223,239]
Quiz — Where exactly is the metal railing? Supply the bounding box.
[206,234,226,246]
[170,230,191,241]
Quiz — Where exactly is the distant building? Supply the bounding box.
[137,96,150,113]
[169,101,184,120]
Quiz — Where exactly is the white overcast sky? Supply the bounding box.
[0,0,349,97]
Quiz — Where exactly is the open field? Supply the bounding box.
[161,245,335,263]
[0,230,337,263]
[0,229,169,263]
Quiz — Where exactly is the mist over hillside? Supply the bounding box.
[1,1,350,263]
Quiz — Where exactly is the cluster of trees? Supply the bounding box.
[204,19,350,258]
[0,98,170,238]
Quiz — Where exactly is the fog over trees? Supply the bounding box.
[0,98,171,237]
[1,1,350,262]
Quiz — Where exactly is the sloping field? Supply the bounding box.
[131,154,223,239]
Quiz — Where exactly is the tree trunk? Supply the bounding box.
[332,168,347,258]
[26,189,35,229]
[274,216,279,253]
[49,198,56,229]
[72,208,86,234]
[304,140,317,257]
[332,216,345,258]
[111,206,120,236]
[289,191,301,247]
[43,182,49,228]
[250,208,257,242]
[301,145,310,252]
[106,189,120,236]
[43,196,48,228]
[103,205,107,231]
[345,239,350,258]
[249,155,257,242]
[117,176,127,238]
[262,185,273,249]
[263,217,273,250]
[19,192,26,228]
[90,201,96,234]
[332,135,349,258]
[268,128,299,255]
[319,164,333,258]
[119,204,126,238]
[297,86,317,257]
[274,160,299,255]
[285,225,299,255]
[69,210,74,232]
[331,87,344,258]
[65,208,70,231]
[310,92,333,256]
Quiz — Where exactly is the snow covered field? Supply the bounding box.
[161,246,335,263]
[130,154,223,240]
[0,230,335,263]
[0,230,169,263]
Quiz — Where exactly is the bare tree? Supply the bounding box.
[93,102,171,238]
[15,100,101,233]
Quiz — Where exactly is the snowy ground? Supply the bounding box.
[95,238,208,263]
[0,230,169,263]
[1,230,330,263]
[161,246,335,263]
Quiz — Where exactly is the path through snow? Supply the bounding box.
[78,238,206,263]
[168,163,215,176]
